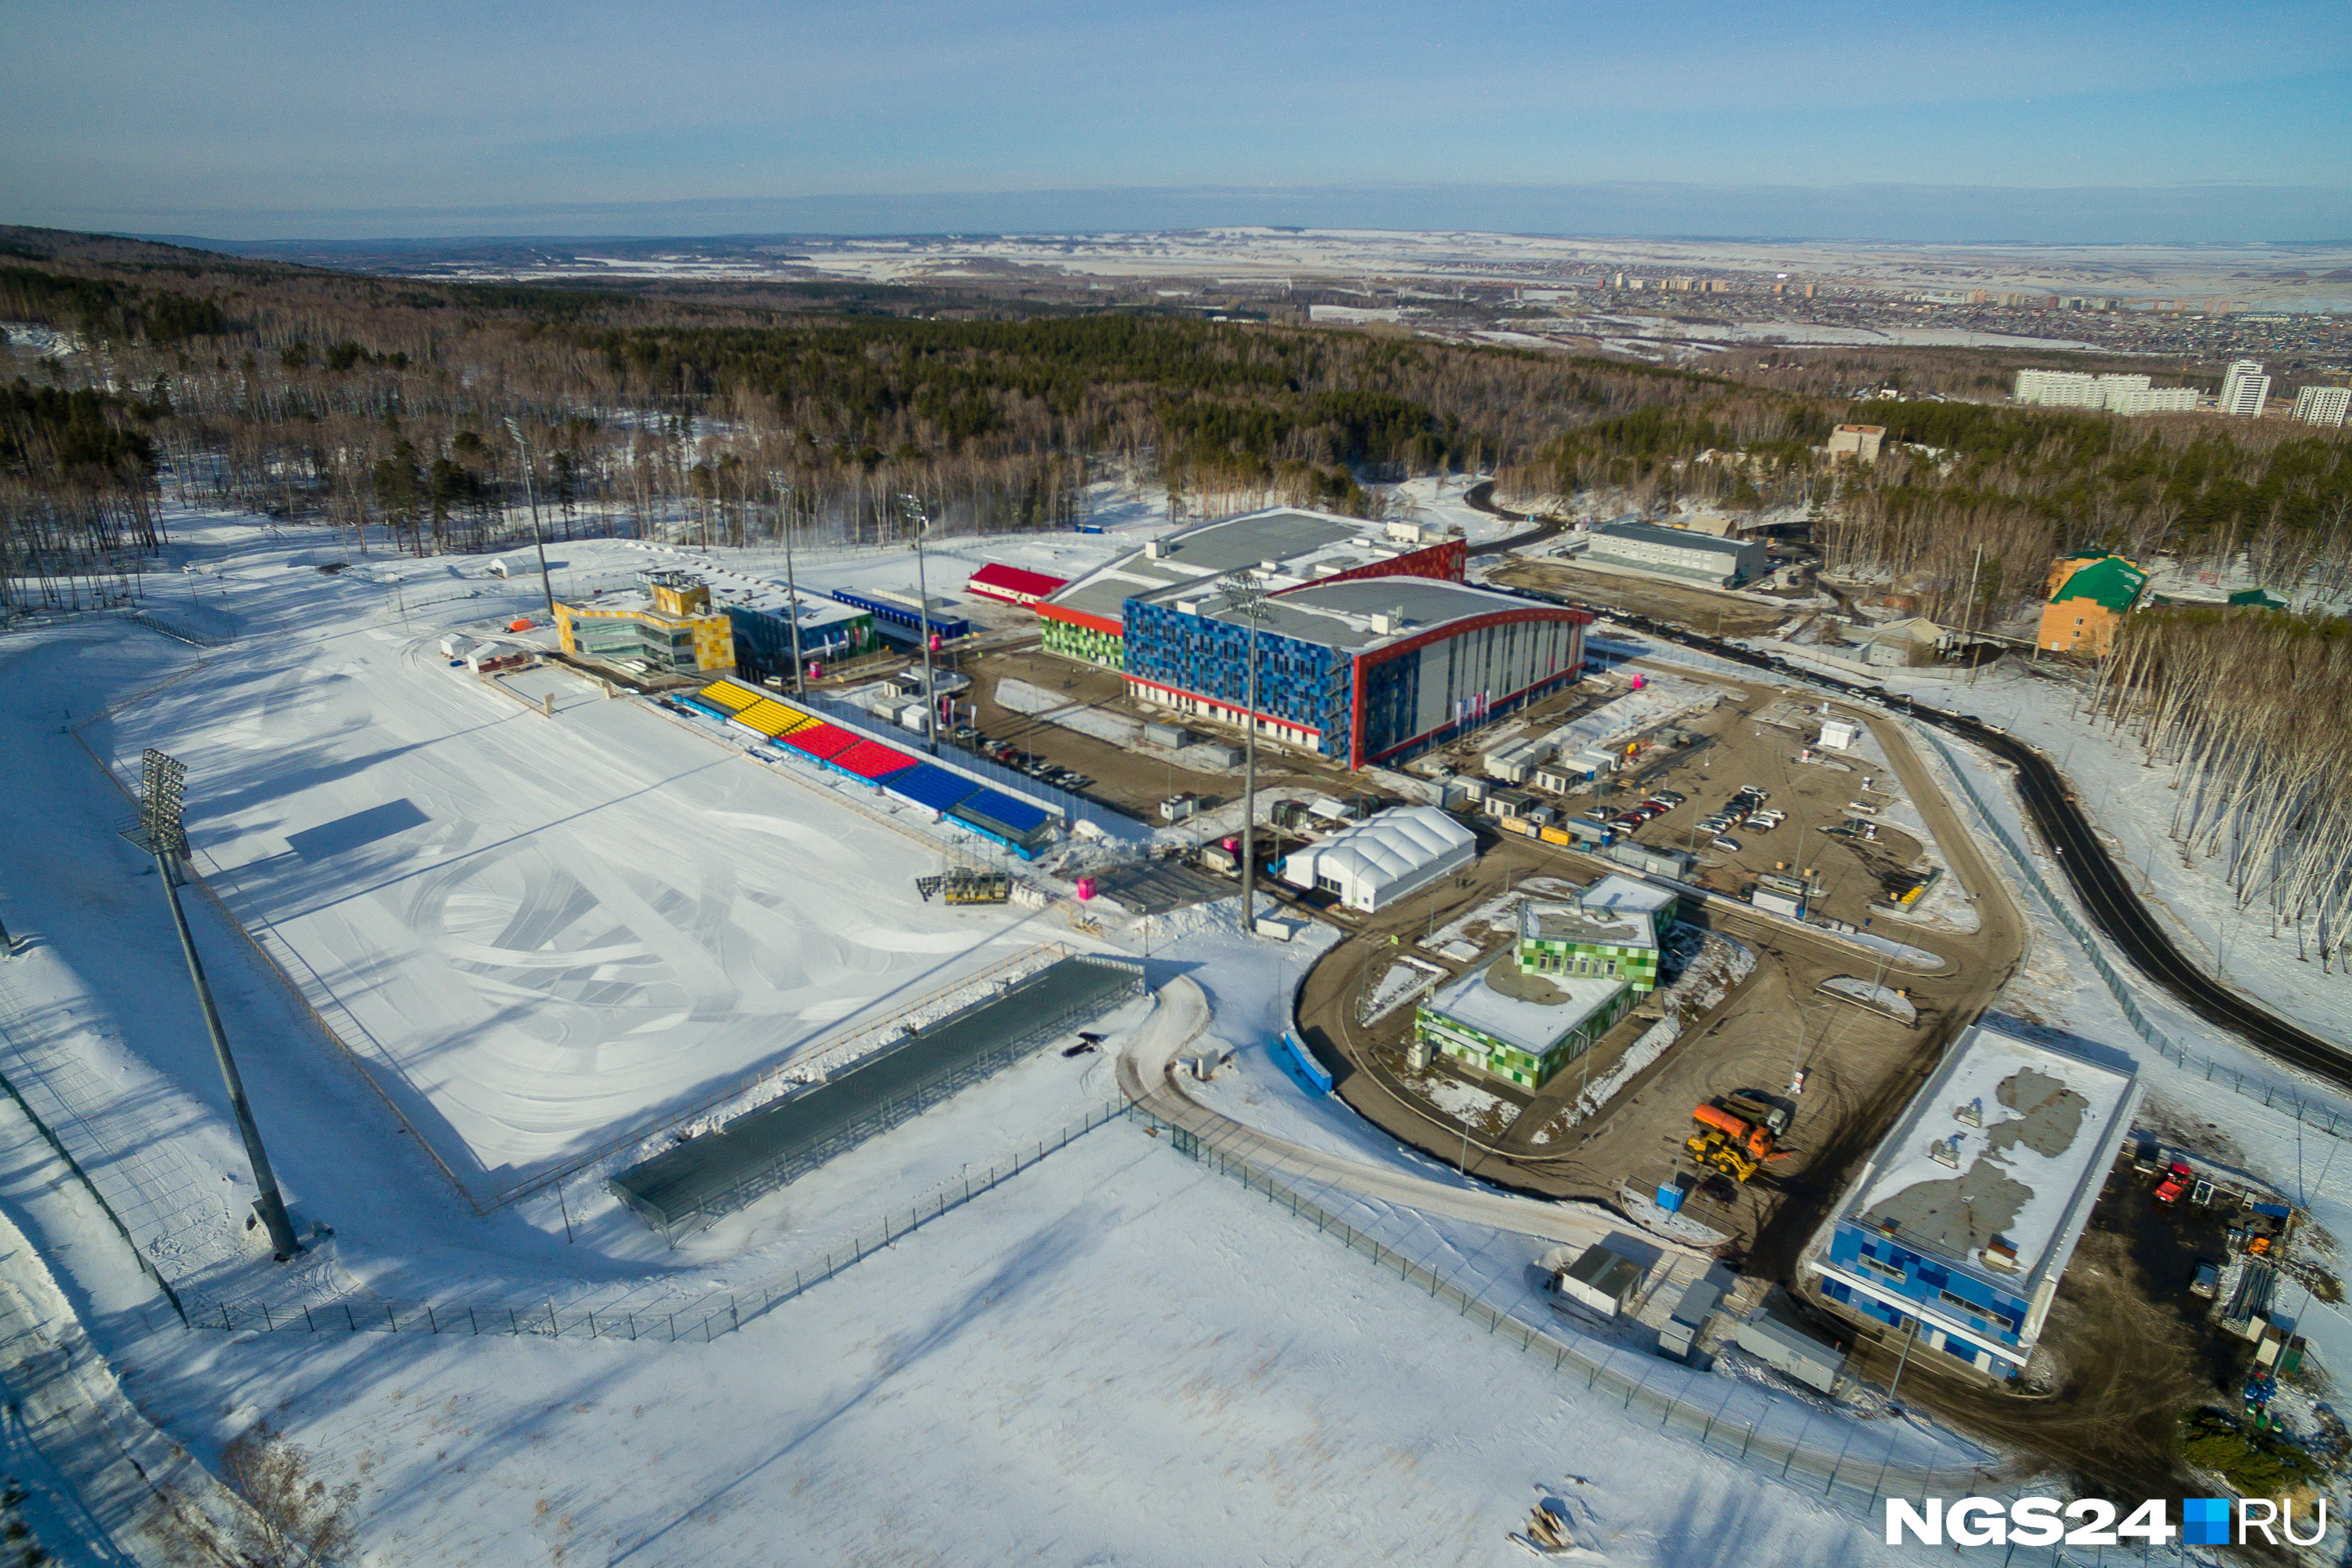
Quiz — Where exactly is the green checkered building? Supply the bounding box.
[1515,902,1662,995]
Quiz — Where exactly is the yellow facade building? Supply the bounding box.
[555,571,734,675]
[2036,553,2149,657]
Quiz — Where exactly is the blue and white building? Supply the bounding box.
[1808,1022,2137,1379]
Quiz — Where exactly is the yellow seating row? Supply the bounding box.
[697,680,760,712]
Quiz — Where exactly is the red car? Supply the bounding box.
[2155,1160,2194,1204]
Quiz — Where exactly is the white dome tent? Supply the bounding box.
[1278,805,1477,913]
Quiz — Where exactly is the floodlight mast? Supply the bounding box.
[141,750,301,1258]
[502,418,558,619]
[901,493,938,755]
[770,472,804,694]
[1222,569,1270,938]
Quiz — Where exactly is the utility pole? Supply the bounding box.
[138,751,301,1258]
[1223,569,1271,939]
[902,493,938,755]
[502,417,557,619]
[771,472,804,693]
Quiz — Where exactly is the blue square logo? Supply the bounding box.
[2182,1497,2231,1546]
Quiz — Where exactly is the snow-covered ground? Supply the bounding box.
[1796,653,2351,1053]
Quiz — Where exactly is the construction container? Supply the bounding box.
[1143,722,1193,751]
[1658,1279,1722,1362]
[1735,1309,1844,1394]
[1554,1244,1646,1318]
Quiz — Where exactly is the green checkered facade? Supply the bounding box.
[1040,615,1124,668]
[1516,938,1660,995]
[1413,986,1637,1089]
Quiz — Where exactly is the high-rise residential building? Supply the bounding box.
[2011,370,2198,416]
[2220,360,2270,418]
[2291,385,2350,428]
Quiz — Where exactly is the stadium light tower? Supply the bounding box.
[1221,568,1272,938]
[768,471,805,693]
[900,492,938,755]
[139,750,301,1258]
[501,417,558,618]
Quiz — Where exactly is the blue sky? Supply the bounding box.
[5,0,2348,240]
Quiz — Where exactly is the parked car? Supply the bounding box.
[2190,1260,2221,1298]
[1711,836,1743,853]
[1582,808,1615,824]
[1655,791,1686,804]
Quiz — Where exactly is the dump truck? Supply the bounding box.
[1683,1093,1795,1182]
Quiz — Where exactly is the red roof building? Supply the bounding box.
[964,563,1068,608]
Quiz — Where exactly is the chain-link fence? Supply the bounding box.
[1922,733,2352,1142]
[1138,1105,2231,1568]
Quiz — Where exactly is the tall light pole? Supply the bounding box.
[900,492,938,755]
[501,417,557,619]
[770,471,804,693]
[139,751,301,1258]
[1223,568,1271,938]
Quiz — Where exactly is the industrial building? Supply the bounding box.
[1414,955,1639,1090]
[1824,424,1885,463]
[1583,522,1767,587]
[2292,385,2350,428]
[2037,553,2149,656]
[1037,507,1469,670]
[830,587,971,646]
[963,563,1069,608]
[1809,1022,2138,1379]
[555,570,736,675]
[1277,805,1477,912]
[1514,902,1663,993]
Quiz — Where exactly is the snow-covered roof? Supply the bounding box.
[1520,902,1655,951]
[1838,1022,2136,1290]
[1422,956,1626,1056]
[1281,805,1475,895]
[1578,874,1677,920]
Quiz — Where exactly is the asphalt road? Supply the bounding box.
[1486,575,2352,1087]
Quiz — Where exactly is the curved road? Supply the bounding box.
[1116,977,1708,1256]
[1470,554,2352,1087]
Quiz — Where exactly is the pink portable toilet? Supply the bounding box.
[1629,673,1646,690]
[1075,876,1096,901]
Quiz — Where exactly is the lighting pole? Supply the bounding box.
[901,492,938,755]
[771,472,804,693]
[1223,568,1271,938]
[139,751,301,1258]
[502,417,557,619]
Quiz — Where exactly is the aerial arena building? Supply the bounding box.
[1039,507,1590,768]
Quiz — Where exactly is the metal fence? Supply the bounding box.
[168,1098,1134,1343]
[791,688,1152,843]
[1137,1107,2228,1568]
[1922,732,2352,1142]
[123,611,229,648]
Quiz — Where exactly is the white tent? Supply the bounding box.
[1279,805,1477,912]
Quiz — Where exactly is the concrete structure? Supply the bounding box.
[2011,369,2197,416]
[1515,901,1663,993]
[1576,874,1677,940]
[1276,806,1477,913]
[555,570,735,675]
[2038,553,2149,657]
[1414,953,1638,1089]
[2292,385,2350,428]
[1584,521,1767,587]
[964,563,1068,608]
[1825,424,1884,464]
[2221,359,2270,419]
[1809,1022,2138,1379]
[1039,507,1467,670]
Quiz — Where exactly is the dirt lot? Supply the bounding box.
[1563,685,1944,929]
[1490,557,1801,638]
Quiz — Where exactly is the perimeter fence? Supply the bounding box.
[1922,732,2352,1143]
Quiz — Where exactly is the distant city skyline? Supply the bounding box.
[5,0,2349,243]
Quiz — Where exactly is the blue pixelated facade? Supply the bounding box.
[1121,598,1355,757]
[1816,1226,2029,1377]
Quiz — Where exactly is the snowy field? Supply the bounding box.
[81,558,1058,1202]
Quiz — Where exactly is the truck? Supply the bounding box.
[1684,1094,1795,1183]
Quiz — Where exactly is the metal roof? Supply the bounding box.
[1043,507,1404,626]
[1190,577,1567,653]
[1592,521,1755,557]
